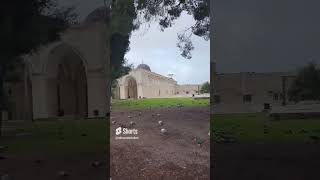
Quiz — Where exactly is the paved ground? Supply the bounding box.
[110,107,210,180]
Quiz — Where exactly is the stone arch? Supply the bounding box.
[46,43,88,118]
[43,42,88,76]
[124,76,137,99]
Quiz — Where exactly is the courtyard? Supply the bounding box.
[110,98,210,180]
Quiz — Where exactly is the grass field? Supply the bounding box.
[212,113,320,143]
[111,98,209,110]
[1,119,109,155]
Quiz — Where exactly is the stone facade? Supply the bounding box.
[113,64,203,99]
[176,85,201,96]
[211,62,297,113]
[5,8,110,120]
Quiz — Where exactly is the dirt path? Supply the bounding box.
[110,107,210,180]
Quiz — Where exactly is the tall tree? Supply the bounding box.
[109,0,138,82]
[200,81,210,93]
[0,0,76,136]
[288,62,320,102]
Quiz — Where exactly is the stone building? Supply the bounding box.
[176,84,201,96]
[113,64,202,99]
[5,7,110,120]
[212,62,296,112]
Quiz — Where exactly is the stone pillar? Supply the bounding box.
[119,83,126,99]
[137,83,143,98]
[87,70,108,118]
[31,74,49,119]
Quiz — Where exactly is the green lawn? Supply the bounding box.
[112,98,209,110]
[212,113,320,143]
[1,119,109,155]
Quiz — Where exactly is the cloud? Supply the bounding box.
[125,12,210,84]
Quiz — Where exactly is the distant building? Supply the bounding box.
[112,64,202,99]
[211,62,297,113]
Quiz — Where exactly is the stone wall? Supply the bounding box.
[213,72,296,106]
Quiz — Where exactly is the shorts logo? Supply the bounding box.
[116,127,122,135]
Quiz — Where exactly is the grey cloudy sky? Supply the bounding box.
[125,13,210,85]
[214,0,320,73]
[58,1,210,85]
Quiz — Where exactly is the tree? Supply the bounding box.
[200,81,210,93]
[109,0,210,76]
[109,0,138,82]
[109,0,210,84]
[0,0,76,136]
[134,0,210,59]
[288,62,320,102]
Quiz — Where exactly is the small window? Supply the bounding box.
[243,94,252,103]
[273,93,279,101]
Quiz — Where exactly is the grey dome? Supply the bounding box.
[136,64,151,71]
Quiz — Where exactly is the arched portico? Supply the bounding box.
[124,76,137,99]
[46,43,88,119]
[24,7,110,120]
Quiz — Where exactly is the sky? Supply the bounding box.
[58,0,320,78]
[125,13,210,85]
[58,0,210,85]
[214,0,320,73]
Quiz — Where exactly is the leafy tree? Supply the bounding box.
[134,0,210,59]
[109,0,138,82]
[288,62,320,102]
[200,81,210,93]
[0,0,76,135]
[109,0,210,79]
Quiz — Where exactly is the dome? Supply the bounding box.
[84,7,110,24]
[136,64,151,71]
